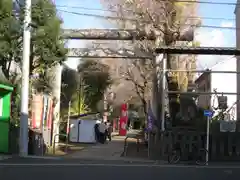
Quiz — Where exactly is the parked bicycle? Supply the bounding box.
[168,142,208,165]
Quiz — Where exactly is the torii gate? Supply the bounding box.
[63,28,194,58]
[62,28,240,125]
[155,46,240,130]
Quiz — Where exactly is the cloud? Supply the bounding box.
[195,20,235,69]
[195,28,226,69]
[220,21,234,28]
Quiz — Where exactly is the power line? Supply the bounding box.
[58,10,236,30]
[16,1,237,22]
[56,1,239,10]
[56,5,114,13]
[56,5,235,21]
[176,0,238,6]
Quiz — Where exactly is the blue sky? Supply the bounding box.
[196,0,236,68]
[55,0,237,69]
[55,0,111,69]
[200,0,235,26]
[198,0,236,46]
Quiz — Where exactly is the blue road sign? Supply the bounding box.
[204,110,213,117]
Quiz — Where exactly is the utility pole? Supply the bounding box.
[154,54,163,125]
[154,29,164,129]
[103,92,108,122]
[66,101,71,146]
[161,55,167,132]
[160,24,170,133]
[78,74,82,114]
[51,64,62,147]
[19,0,31,156]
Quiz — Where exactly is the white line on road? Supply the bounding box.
[0,163,240,169]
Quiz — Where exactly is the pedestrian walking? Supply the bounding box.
[94,120,101,143]
[106,120,112,141]
[104,122,108,142]
[98,121,106,144]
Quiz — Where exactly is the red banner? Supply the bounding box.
[31,94,43,129]
[119,104,128,136]
[47,98,53,129]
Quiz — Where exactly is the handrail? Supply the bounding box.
[53,133,69,155]
[121,135,141,157]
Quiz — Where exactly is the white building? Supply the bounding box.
[195,58,237,120]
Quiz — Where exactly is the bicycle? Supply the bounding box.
[168,143,208,165]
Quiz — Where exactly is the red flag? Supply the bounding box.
[31,94,43,129]
[119,104,128,136]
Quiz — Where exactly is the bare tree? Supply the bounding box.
[119,58,153,115]
[86,40,153,116]
[97,0,200,120]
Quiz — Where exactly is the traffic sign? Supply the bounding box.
[204,110,213,117]
[204,109,213,165]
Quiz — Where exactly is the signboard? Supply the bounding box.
[220,120,236,132]
[218,96,228,110]
[204,110,213,117]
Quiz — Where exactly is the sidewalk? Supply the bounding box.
[64,135,157,163]
[0,155,11,161]
[66,136,125,160]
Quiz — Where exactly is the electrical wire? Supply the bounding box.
[58,10,237,30]
[15,0,238,29]
[16,0,237,22]
[174,0,238,6]
[56,5,235,21]
[56,0,240,9]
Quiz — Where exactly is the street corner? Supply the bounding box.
[0,155,64,164]
[0,155,12,161]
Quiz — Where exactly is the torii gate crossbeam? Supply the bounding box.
[67,48,152,59]
[155,46,240,55]
[62,28,193,41]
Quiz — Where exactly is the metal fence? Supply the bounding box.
[149,129,240,161]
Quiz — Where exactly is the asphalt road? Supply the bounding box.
[1,158,240,180]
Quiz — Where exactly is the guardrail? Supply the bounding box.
[121,133,142,157]
[52,133,69,155]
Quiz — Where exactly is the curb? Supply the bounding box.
[2,155,63,160]
[0,156,11,161]
[17,155,62,160]
[63,156,159,164]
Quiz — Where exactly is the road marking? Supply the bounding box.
[0,163,240,168]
